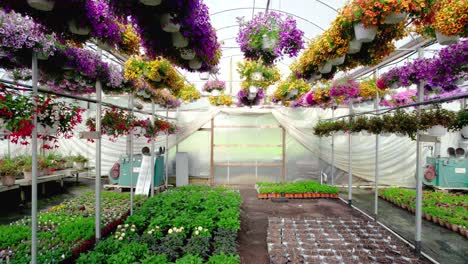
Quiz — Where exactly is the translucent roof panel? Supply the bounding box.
[179,0,347,95]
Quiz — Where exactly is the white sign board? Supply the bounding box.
[135,156,152,196]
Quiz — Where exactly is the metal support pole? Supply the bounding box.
[348,102,353,206]
[210,118,214,186]
[165,108,169,188]
[31,52,38,264]
[129,95,134,215]
[415,48,424,255]
[95,48,103,242]
[282,126,286,183]
[331,108,335,185]
[374,94,380,220]
[150,103,155,197]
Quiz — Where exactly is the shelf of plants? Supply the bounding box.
[379,188,468,238]
[256,181,340,199]
[0,192,145,263]
[76,186,242,264]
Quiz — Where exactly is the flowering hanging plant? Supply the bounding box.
[237,89,265,107]
[380,89,417,107]
[177,84,201,103]
[133,118,177,142]
[209,94,233,107]
[2,0,123,46]
[357,77,388,102]
[86,107,136,142]
[203,80,225,93]
[272,78,310,105]
[237,12,304,65]
[117,23,141,56]
[414,0,467,38]
[329,78,361,104]
[237,60,280,89]
[0,10,57,58]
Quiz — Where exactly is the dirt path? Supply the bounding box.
[238,188,361,264]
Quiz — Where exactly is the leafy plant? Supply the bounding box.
[183,235,211,260]
[175,254,204,264]
[72,154,89,163]
[213,229,238,256]
[0,156,19,175]
[456,109,468,129]
[419,106,457,130]
[155,232,186,262]
[207,254,240,264]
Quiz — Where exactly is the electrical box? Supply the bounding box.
[424,157,468,188]
[176,152,189,187]
[109,154,165,187]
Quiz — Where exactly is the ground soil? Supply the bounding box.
[237,187,363,264]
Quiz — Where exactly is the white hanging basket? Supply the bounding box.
[140,0,162,6]
[461,126,468,137]
[180,49,195,60]
[27,0,55,11]
[249,86,258,94]
[353,23,377,43]
[286,89,298,100]
[189,59,202,70]
[171,32,189,48]
[318,61,332,74]
[348,39,362,54]
[361,130,371,136]
[308,73,322,83]
[97,40,113,51]
[37,52,49,61]
[262,34,276,50]
[334,131,345,136]
[329,55,345,66]
[389,82,399,89]
[380,133,392,137]
[427,125,447,136]
[160,13,180,33]
[211,90,220,97]
[435,31,459,46]
[251,72,263,81]
[384,12,407,24]
[68,20,91,35]
[199,72,209,80]
[395,132,406,138]
[247,93,256,100]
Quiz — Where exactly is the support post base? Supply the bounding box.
[348,200,352,207]
[414,241,421,256]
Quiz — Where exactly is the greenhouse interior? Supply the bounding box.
[0,0,467,263]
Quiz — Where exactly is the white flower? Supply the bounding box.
[132,225,136,228]
[148,230,153,235]
[114,235,118,239]
[168,229,173,234]
[155,226,160,229]
[125,224,129,228]
[121,233,125,237]
[61,254,65,259]
[194,230,199,235]
[118,237,123,241]
[204,229,208,232]
[131,228,135,232]
[180,227,184,231]
[117,225,122,229]
[198,226,203,231]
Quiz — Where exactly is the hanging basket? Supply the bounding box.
[160,13,180,33]
[461,126,468,137]
[68,20,91,35]
[329,55,345,66]
[334,131,344,136]
[27,0,55,11]
[199,72,209,80]
[435,31,459,46]
[36,52,49,61]
[251,72,263,81]
[189,59,202,70]
[180,48,195,60]
[395,133,406,138]
[171,32,189,48]
[249,86,258,94]
[74,162,85,170]
[353,23,377,43]
[380,133,392,137]
[211,90,220,97]
[384,12,407,24]
[318,61,332,74]
[139,0,162,6]
[307,73,322,83]
[286,89,298,100]
[427,125,447,136]
[348,39,362,54]
[262,34,276,50]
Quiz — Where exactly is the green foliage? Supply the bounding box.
[379,188,468,228]
[155,232,186,262]
[213,229,238,256]
[207,254,240,264]
[0,225,30,249]
[313,120,347,137]
[183,236,211,260]
[141,254,170,264]
[257,180,339,194]
[419,106,457,130]
[106,242,149,264]
[175,254,204,264]
[457,109,468,128]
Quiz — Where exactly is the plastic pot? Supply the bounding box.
[461,126,468,137]
[318,61,332,74]
[348,39,362,54]
[286,89,298,100]
[262,34,276,50]
[1,174,16,186]
[140,0,162,6]
[180,48,195,60]
[23,171,32,181]
[189,59,202,70]
[171,32,189,48]
[435,31,459,46]
[427,125,447,136]
[329,55,346,66]
[160,13,180,33]
[74,162,85,170]
[384,12,407,24]
[68,20,91,35]
[27,0,55,11]
[37,52,49,61]
[199,72,209,80]
[353,23,377,43]
[211,90,220,97]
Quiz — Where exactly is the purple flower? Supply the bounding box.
[203,80,225,93]
[237,88,265,106]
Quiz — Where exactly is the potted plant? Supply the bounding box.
[236,12,304,65]
[72,155,88,170]
[0,156,19,186]
[419,106,457,136]
[209,94,233,107]
[271,78,310,104]
[203,80,226,96]
[19,155,33,181]
[456,109,468,137]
